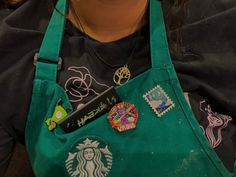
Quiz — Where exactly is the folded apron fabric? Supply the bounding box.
[25,0,236,176]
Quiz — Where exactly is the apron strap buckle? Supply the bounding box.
[33,53,63,70]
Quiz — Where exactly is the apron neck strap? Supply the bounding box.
[150,0,172,68]
[35,0,67,81]
[35,0,172,81]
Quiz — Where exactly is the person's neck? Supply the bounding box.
[67,0,148,42]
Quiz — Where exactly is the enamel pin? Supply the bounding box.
[143,85,174,117]
[108,102,138,132]
[45,99,68,131]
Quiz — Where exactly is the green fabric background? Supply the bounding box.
[25,0,236,176]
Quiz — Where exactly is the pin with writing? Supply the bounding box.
[59,87,121,133]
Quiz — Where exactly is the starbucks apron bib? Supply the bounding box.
[25,0,236,177]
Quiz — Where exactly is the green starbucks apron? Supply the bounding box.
[25,0,236,176]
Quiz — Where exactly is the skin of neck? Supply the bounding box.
[67,0,148,42]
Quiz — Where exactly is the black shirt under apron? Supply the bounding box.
[0,0,235,174]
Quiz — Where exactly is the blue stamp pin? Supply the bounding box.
[143,85,174,117]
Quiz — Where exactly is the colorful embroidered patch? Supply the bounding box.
[65,137,112,177]
[143,85,174,117]
[108,102,138,132]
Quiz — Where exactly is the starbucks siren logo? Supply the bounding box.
[65,138,112,177]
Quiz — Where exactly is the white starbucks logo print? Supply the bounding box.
[65,138,112,177]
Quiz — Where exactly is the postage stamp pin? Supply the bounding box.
[143,85,174,117]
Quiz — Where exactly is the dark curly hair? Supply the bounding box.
[3,0,189,57]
